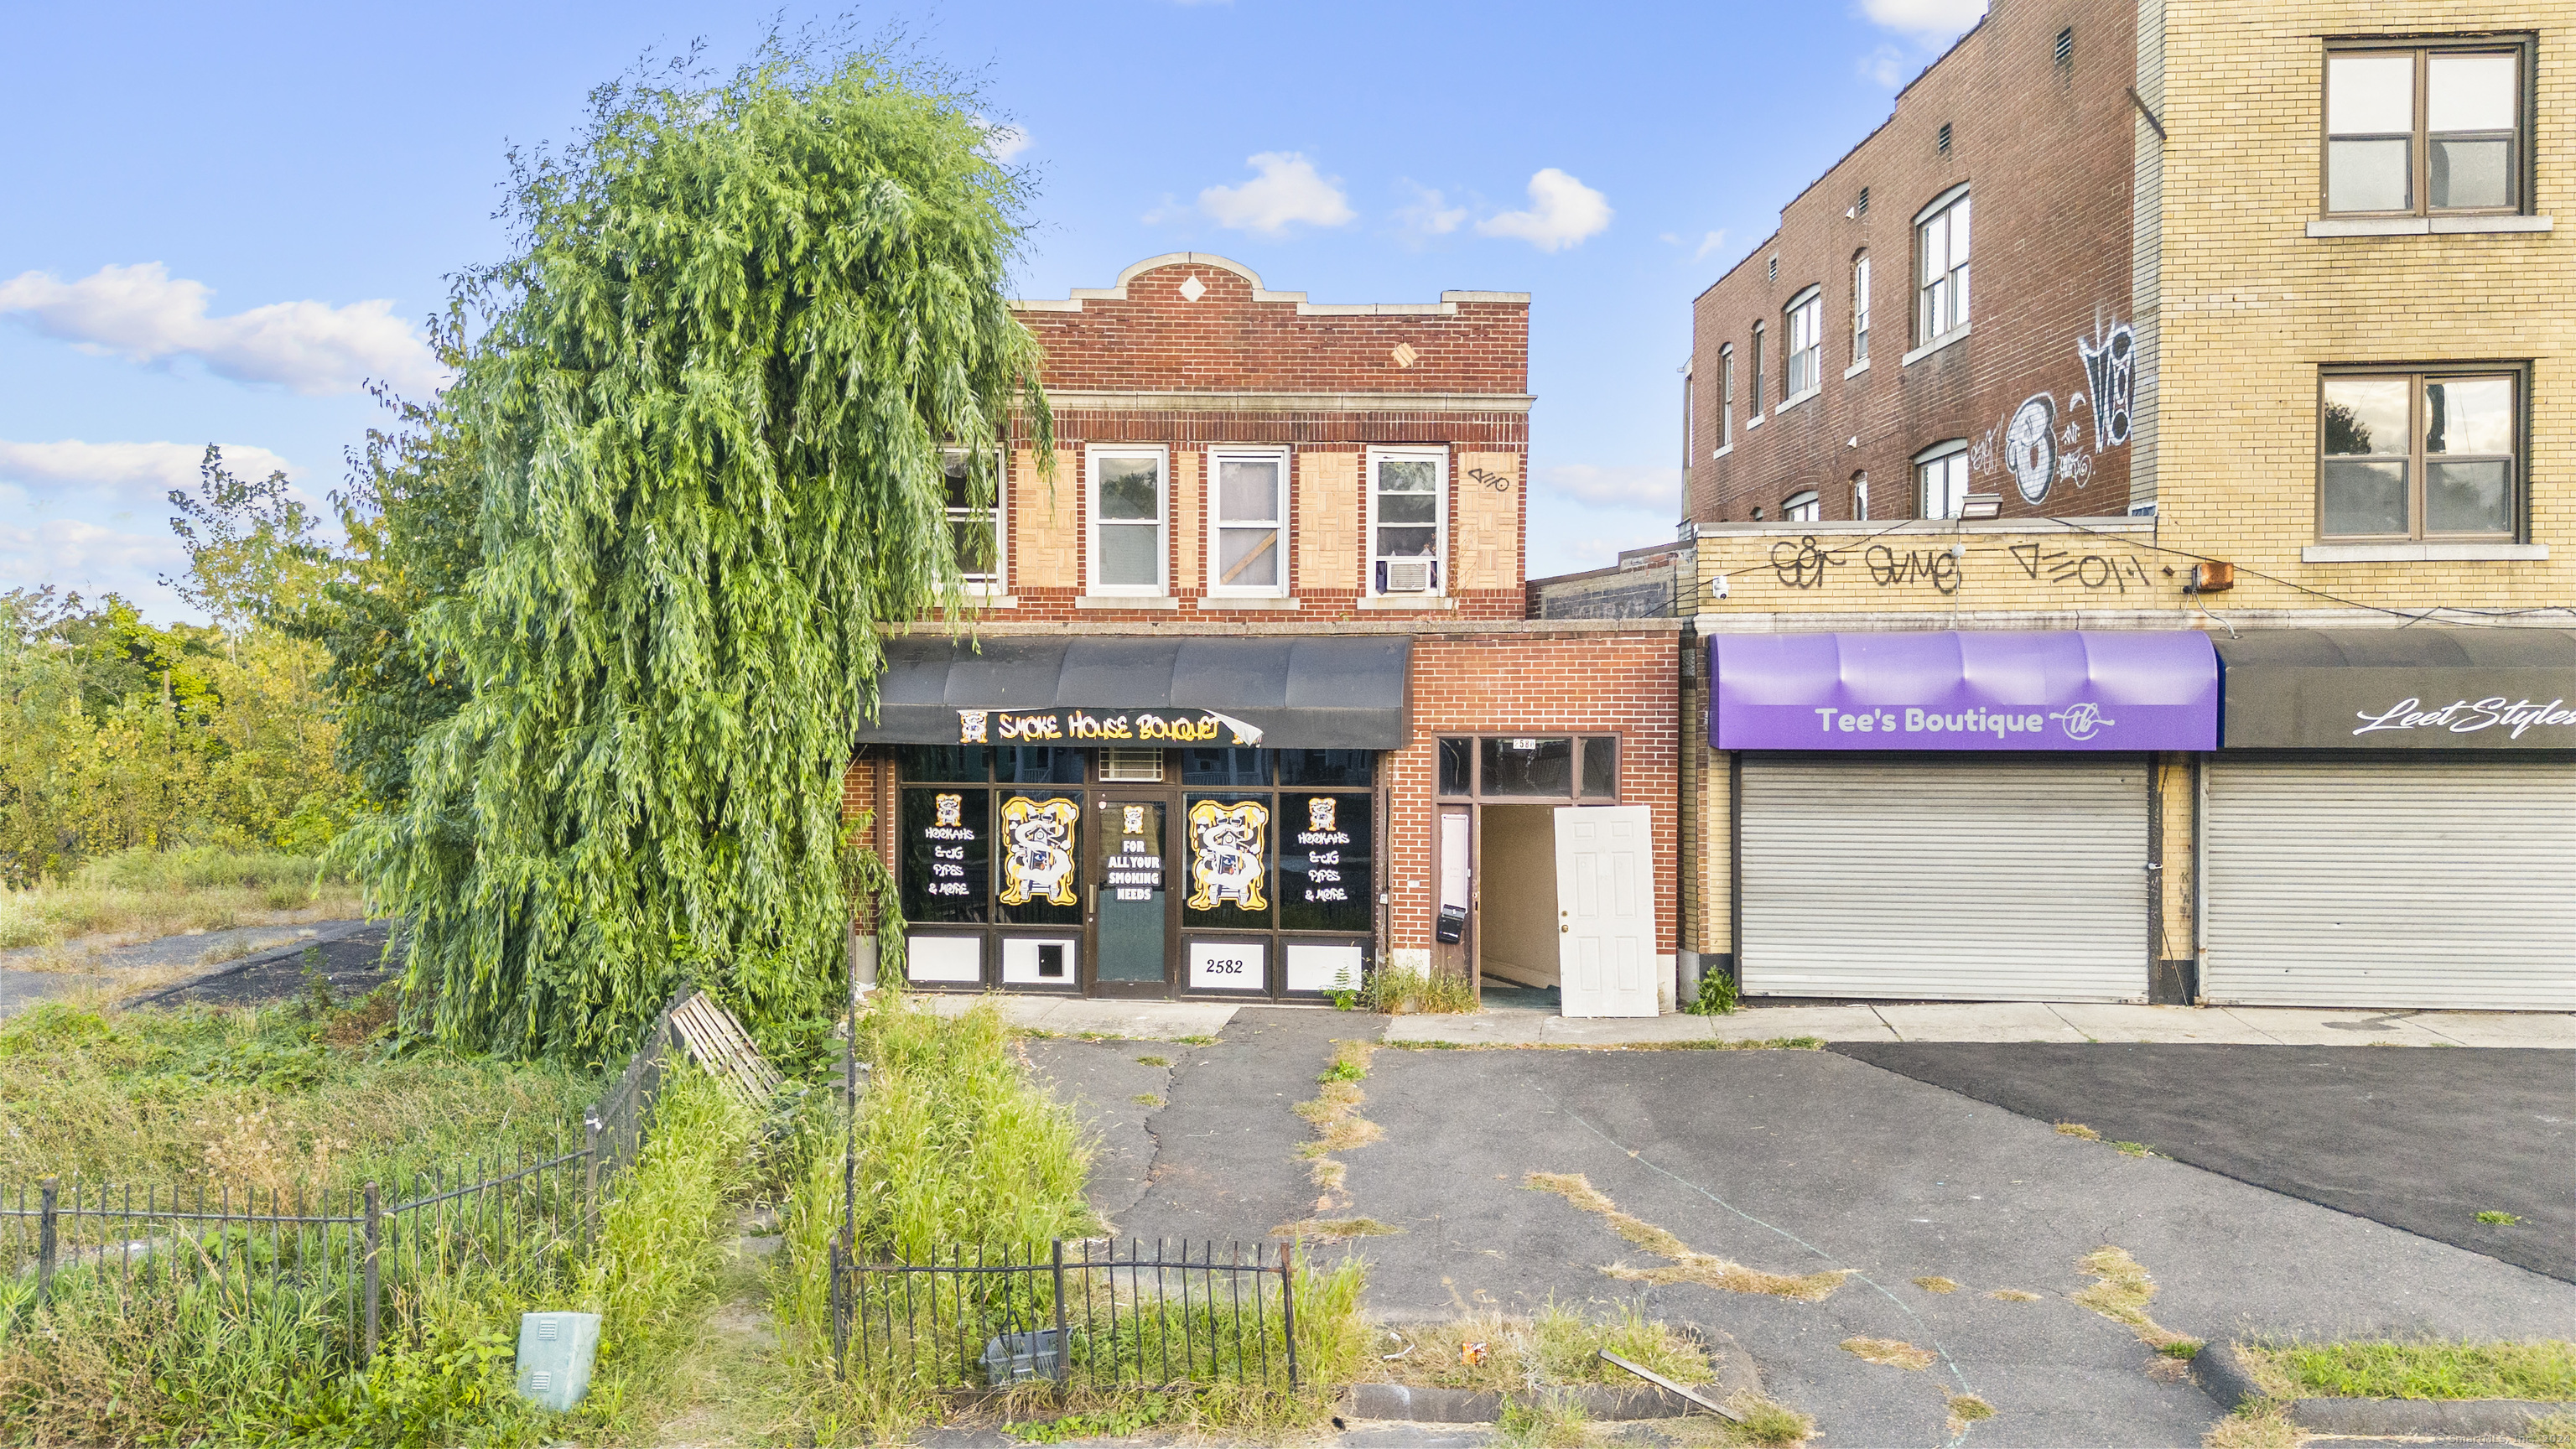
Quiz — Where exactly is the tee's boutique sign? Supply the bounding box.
[1712,630,2219,751]
[958,708,1264,746]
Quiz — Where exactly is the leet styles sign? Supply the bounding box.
[958,709,1264,746]
[2223,668,2576,749]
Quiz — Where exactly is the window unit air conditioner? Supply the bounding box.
[1099,747,1165,782]
[1378,559,1437,594]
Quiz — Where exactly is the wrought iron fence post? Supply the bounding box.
[1278,1239,1298,1391]
[829,1235,849,1379]
[361,1182,382,1365]
[1050,1239,1069,1389]
[35,1176,57,1309]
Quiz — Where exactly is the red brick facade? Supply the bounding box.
[1686,0,2142,525]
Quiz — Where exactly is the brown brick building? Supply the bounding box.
[844,255,1682,1014]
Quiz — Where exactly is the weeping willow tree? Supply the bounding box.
[346,41,1049,1056]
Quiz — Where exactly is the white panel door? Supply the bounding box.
[1739,756,2148,1001]
[1555,805,1658,1017]
[2205,757,2576,1010]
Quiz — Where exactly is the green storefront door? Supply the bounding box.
[1093,797,1171,995]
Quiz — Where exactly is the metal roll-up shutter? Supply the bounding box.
[2204,757,2576,1010]
[1739,755,2149,1001]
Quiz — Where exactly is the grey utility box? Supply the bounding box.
[516,1311,601,1411]
[979,1327,1063,1386]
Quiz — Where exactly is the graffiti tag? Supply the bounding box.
[1864,544,1962,595]
[1769,535,1846,589]
[2077,323,2136,449]
[1468,466,1514,493]
[2009,542,2153,591]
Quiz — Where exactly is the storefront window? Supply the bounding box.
[1437,738,1472,797]
[1180,747,1270,787]
[896,745,992,782]
[1580,736,1618,797]
[901,787,989,922]
[1278,749,1372,788]
[1280,792,1372,932]
[996,791,1083,926]
[1482,737,1575,796]
[1182,792,1275,929]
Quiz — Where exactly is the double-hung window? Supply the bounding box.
[1088,446,1167,595]
[1851,253,1872,366]
[1915,441,1971,519]
[1208,447,1289,595]
[2325,44,2524,216]
[2319,369,2520,541]
[1749,323,1767,413]
[941,448,1005,591]
[1716,345,1735,450]
[1781,490,1820,522]
[1368,448,1446,595]
[1783,288,1822,401]
[1916,186,1971,341]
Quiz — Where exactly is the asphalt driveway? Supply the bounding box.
[1031,1015,2576,1447]
[1833,1041,2576,1285]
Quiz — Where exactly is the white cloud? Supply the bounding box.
[1538,464,1681,512]
[973,114,1031,163]
[1192,153,1356,236]
[0,439,302,511]
[1693,230,1730,261]
[1858,44,1914,86]
[1393,182,1468,243]
[0,262,445,397]
[1860,0,1988,36]
[0,517,185,600]
[1475,169,1613,252]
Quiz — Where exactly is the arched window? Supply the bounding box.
[1914,441,1971,518]
[1852,471,1871,521]
[1851,252,1872,366]
[1781,491,1821,522]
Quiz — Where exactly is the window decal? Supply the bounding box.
[1186,799,1271,911]
[998,796,1081,906]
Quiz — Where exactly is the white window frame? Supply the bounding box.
[1204,444,1292,597]
[1915,184,1972,344]
[1716,345,1735,454]
[1782,287,1823,405]
[1914,439,1971,519]
[1366,445,1448,597]
[941,447,1006,595]
[1086,444,1169,596]
[1749,322,1767,412]
[1850,252,1872,369]
[1781,490,1821,522]
[1852,471,1871,521]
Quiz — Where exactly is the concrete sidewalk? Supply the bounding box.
[907,988,2576,1047]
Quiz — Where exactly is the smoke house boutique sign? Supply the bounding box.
[958,708,1264,745]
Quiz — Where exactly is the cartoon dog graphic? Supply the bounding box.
[1186,800,1270,912]
[998,796,1081,906]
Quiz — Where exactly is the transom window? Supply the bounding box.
[941,449,1004,589]
[1916,187,1971,341]
[1915,441,1970,519]
[2319,370,2520,541]
[1208,448,1288,595]
[1851,253,1872,366]
[1436,735,1620,801]
[1784,288,1822,399]
[2326,44,2524,216]
[1088,448,1167,595]
[1368,448,1446,595]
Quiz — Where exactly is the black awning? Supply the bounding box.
[854,635,1413,750]
[2215,628,2576,748]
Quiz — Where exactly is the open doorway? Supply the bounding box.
[1477,804,1562,1007]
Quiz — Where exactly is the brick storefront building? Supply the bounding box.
[844,255,1681,1014]
[1623,0,2576,1015]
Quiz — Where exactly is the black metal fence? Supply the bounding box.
[1,995,688,1362]
[828,1238,1297,1394]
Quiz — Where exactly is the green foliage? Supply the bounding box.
[1367,963,1480,1015]
[2266,1338,2576,1400]
[343,39,1050,1058]
[1687,965,1740,1015]
[2476,1210,2524,1225]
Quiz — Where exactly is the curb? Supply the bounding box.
[2199,1344,2576,1436]
[122,918,382,1009]
[1339,1322,1760,1424]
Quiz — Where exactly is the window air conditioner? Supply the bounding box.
[1379,559,1436,594]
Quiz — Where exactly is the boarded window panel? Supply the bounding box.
[1455,453,1523,592]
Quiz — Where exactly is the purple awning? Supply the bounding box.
[1712,631,2218,751]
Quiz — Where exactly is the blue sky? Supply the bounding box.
[0,0,1986,621]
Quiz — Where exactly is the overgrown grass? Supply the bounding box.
[1368,963,1480,1015]
[0,995,595,1191]
[0,845,361,950]
[1371,1305,1711,1393]
[2241,1339,2576,1401]
[0,1061,754,1447]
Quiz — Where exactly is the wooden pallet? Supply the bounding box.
[668,991,783,1108]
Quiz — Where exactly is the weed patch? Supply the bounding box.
[2239,1338,2576,1400]
[1370,1306,1711,1394]
[1133,1054,1170,1067]
[2477,1210,2524,1225]
[1368,963,1478,1015]
[1841,1337,1935,1371]
[1911,1276,1961,1294]
[2055,1122,2101,1140]
[1987,1289,2041,1302]
[0,846,361,951]
[1294,1040,1381,1189]
[1497,1391,1590,1446]
[2202,1399,2301,1449]
[2071,1246,2201,1354]
[1525,1172,1847,1301]
[1273,1216,1400,1242]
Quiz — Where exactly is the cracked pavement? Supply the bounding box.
[1029,1013,2576,1447]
